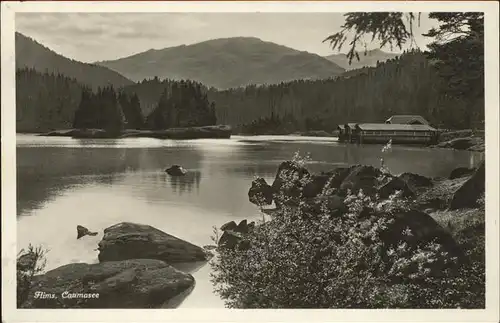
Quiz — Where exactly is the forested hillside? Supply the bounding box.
[16,68,85,132]
[16,33,133,89]
[209,50,483,133]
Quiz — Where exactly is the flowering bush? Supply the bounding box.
[210,154,485,309]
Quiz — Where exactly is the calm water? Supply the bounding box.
[16,134,483,308]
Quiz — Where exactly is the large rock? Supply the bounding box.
[450,162,485,210]
[398,172,433,192]
[436,136,483,150]
[381,209,461,258]
[449,167,475,180]
[271,161,310,205]
[339,165,382,196]
[77,225,98,239]
[377,177,415,199]
[248,177,274,205]
[218,219,254,250]
[98,222,207,263]
[165,165,188,176]
[21,259,194,308]
[302,173,331,198]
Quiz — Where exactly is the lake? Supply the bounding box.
[16,134,484,308]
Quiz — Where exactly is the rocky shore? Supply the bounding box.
[19,223,212,309]
[40,125,232,140]
[218,160,485,258]
[433,129,485,152]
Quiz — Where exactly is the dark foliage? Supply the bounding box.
[145,80,217,130]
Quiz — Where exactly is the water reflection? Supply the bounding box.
[17,136,484,218]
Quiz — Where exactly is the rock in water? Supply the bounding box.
[20,259,194,308]
[77,225,98,239]
[248,177,274,205]
[98,222,207,263]
[449,162,485,210]
[166,165,188,176]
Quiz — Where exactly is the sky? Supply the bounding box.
[16,13,437,63]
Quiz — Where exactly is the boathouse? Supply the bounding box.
[344,123,358,143]
[337,125,346,142]
[353,123,438,145]
[385,115,430,125]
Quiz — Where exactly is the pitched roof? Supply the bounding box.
[345,123,358,129]
[337,125,345,129]
[356,123,437,131]
[385,115,430,125]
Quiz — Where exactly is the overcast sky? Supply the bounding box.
[16,13,437,63]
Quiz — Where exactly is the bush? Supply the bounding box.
[17,244,48,307]
[210,157,485,309]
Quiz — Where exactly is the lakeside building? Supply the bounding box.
[337,115,438,145]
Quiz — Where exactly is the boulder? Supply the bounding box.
[377,177,415,199]
[248,177,274,205]
[302,173,331,198]
[303,195,347,217]
[450,162,485,210]
[323,167,352,191]
[398,172,433,192]
[21,259,194,309]
[97,222,207,263]
[218,230,242,249]
[271,161,310,206]
[235,219,249,234]
[381,209,461,258]
[449,167,475,180]
[77,225,98,239]
[165,165,188,176]
[220,221,237,231]
[339,165,382,196]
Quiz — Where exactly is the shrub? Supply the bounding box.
[210,155,485,309]
[17,244,48,307]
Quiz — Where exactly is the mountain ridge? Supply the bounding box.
[15,32,134,89]
[325,48,400,70]
[96,37,346,89]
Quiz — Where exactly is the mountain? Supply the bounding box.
[97,37,345,89]
[325,49,400,71]
[15,32,133,89]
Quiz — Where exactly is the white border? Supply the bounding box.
[2,2,499,323]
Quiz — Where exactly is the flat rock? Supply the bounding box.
[21,259,194,309]
[98,222,207,263]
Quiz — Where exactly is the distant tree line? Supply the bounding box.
[145,80,217,130]
[16,69,217,133]
[16,68,83,132]
[209,48,483,133]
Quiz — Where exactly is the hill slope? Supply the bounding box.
[16,32,133,89]
[97,37,345,89]
[325,49,400,71]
